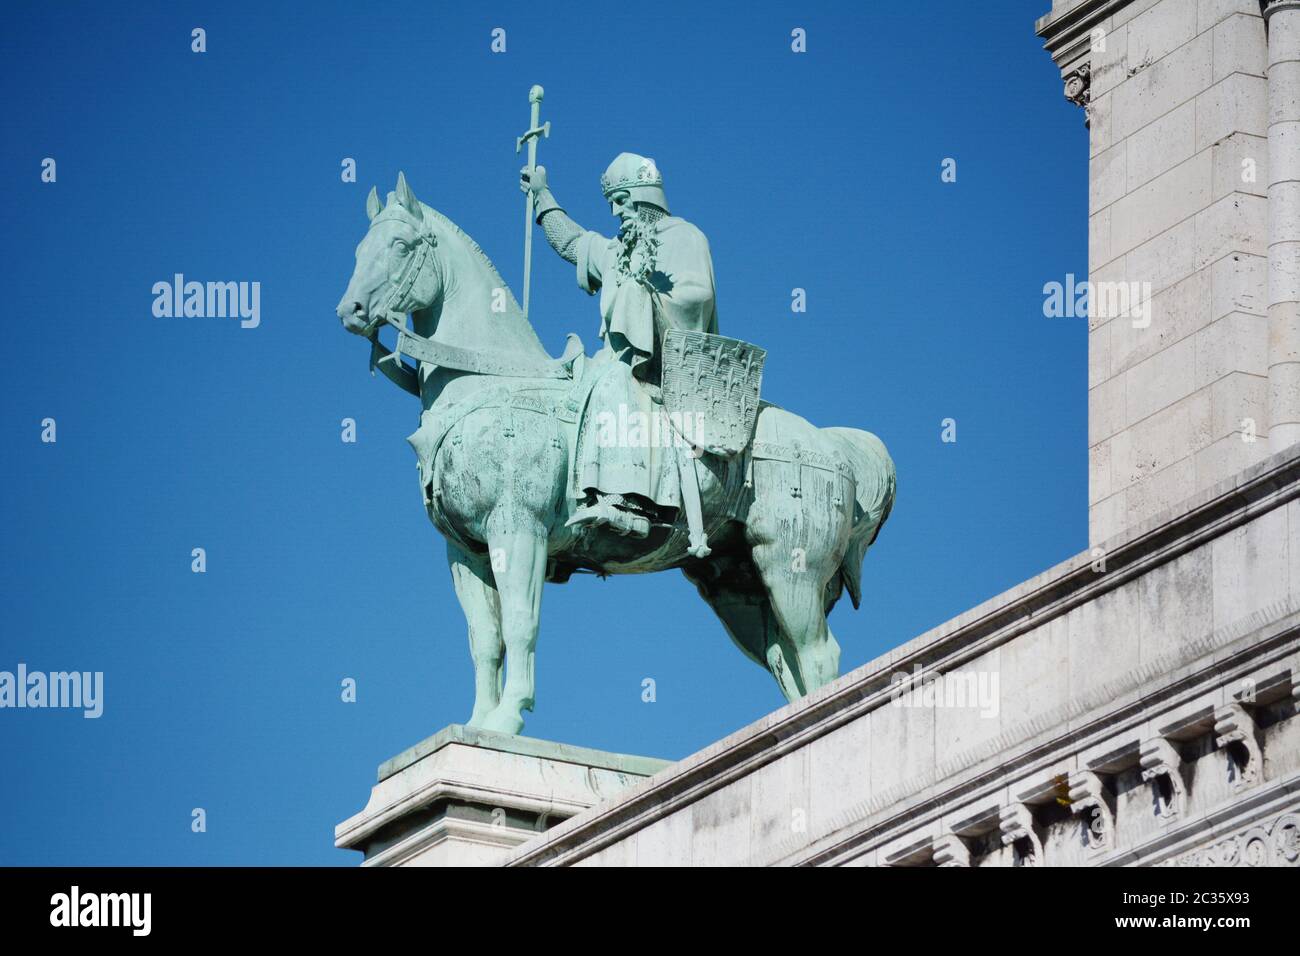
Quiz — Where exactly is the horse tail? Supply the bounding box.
[822,427,895,610]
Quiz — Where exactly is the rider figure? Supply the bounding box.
[521,153,719,537]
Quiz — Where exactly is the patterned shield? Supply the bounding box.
[661,328,766,456]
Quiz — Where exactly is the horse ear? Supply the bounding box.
[396,171,423,221]
[366,186,382,221]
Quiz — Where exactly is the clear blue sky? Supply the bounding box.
[0,0,1086,865]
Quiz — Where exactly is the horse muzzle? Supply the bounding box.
[337,300,378,337]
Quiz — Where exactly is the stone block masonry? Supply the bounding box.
[505,446,1300,866]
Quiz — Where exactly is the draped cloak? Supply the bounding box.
[571,217,719,510]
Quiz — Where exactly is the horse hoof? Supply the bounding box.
[477,708,525,735]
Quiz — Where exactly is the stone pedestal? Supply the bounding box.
[335,724,669,866]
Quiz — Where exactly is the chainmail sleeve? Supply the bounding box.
[540,208,584,265]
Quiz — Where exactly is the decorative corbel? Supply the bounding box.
[1139,737,1187,824]
[931,833,972,868]
[1214,702,1263,792]
[1068,769,1116,852]
[998,803,1044,867]
[881,835,937,868]
[1063,62,1092,126]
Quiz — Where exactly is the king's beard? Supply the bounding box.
[616,207,661,284]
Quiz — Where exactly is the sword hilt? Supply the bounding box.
[516,121,550,155]
[516,85,548,157]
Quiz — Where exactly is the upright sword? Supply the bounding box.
[516,84,550,322]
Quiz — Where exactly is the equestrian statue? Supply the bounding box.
[334,86,894,735]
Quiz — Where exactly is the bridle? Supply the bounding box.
[351,206,583,395]
[362,211,439,339]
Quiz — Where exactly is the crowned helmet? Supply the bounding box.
[600,152,669,214]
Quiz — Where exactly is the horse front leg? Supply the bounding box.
[447,542,503,728]
[478,530,548,735]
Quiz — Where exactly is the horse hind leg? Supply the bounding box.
[447,542,503,728]
[750,541,842,697]
[743,442,854,696]
[684,561,805,702]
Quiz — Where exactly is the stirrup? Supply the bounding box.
[565,499,649,539]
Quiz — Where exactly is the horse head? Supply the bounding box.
[336,171,441,337]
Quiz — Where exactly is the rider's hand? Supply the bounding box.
[519,164,549,196]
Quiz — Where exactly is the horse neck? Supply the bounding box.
[423,208,547,360]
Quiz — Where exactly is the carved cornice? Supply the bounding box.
[1034,0,1124,127]
[1035,0,1127,76]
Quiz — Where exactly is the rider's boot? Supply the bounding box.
[565,493,650,538]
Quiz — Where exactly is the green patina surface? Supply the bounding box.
[335,88,895,736]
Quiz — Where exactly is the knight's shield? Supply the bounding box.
[661,329,766,457]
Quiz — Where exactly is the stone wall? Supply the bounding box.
[1038,0,1274,544]
[507,448,1300,866]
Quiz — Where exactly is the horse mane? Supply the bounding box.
[421,202,525,316]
